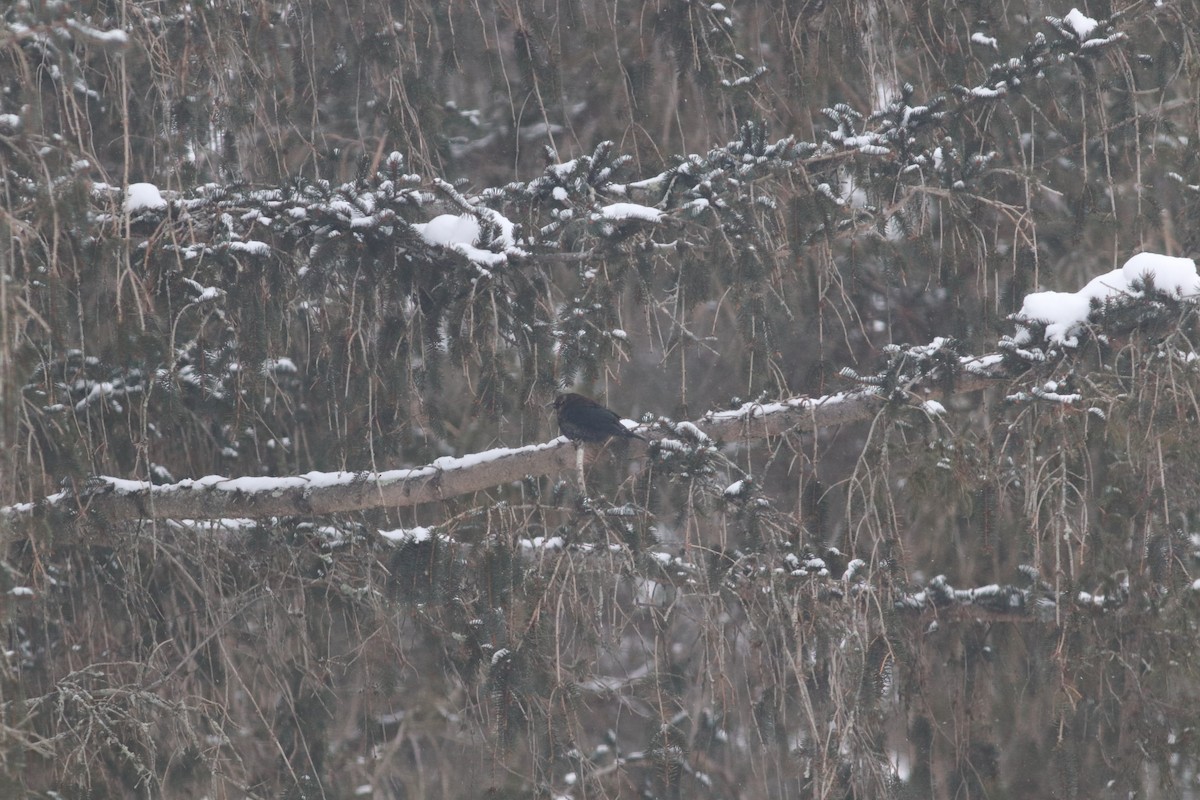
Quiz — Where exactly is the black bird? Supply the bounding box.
[553,393,646,442]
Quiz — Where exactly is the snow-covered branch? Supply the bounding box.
[4,439,576,524]
[4,353,1014,525]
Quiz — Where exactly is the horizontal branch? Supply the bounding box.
[5,440,577,525]
[699,363,1001,440]
[1,355,1011,524]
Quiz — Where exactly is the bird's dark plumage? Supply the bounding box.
[554,393,645,442]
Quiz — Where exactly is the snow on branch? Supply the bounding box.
[370,532,1137,625]
[1002,252,1200,355]
[953,7,1127,104]
[3,440,576,525]
[4,353,1015,525]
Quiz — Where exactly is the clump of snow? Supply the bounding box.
[1014,252,1200,347]
[921,400,946,416]
[194,286,223,302]
[228,240,271,256]
[263,357,297,375]
[380,526,433,544]
[519,536,565,551]
[971,32,998,49]
[66,19,129,46]
[414,213,507,268]
[597,203,662,222]
[968,85,1006,99]
[1122,251,1200,294]
[124,183,167,212]
[1063,8,1098,39]
[416,213,480,246]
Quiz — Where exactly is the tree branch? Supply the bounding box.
[1,355,1012,524]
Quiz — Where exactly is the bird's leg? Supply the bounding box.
[575,443,586,493]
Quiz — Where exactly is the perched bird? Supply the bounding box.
[553,392,646,442]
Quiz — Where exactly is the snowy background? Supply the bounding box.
[3,2,1200,798]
